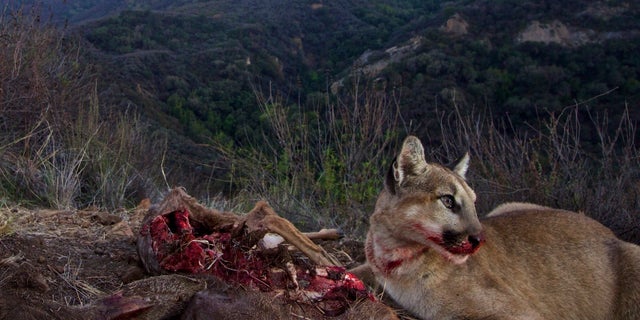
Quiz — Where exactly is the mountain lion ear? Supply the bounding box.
[452,152,470,179]
[385,159,398,194]
[393,136,429,186]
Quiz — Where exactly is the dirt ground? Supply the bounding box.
[0,205,148,314]
[0,202,401,319]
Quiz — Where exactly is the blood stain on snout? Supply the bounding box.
[442,230,484,255]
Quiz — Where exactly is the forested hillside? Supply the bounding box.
[77,1,438,142]
[357,0,640,143]
[17,0,639,145]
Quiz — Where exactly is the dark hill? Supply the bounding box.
[6,0,640,199]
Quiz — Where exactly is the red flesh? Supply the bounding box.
[143,209,373,315]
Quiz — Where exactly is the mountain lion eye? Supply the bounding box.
[440,195,455,209]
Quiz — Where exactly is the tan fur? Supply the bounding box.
[364,136,640,320]
[486,201,552,217]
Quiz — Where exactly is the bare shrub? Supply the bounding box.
[214,80,639,244]
[214,79,401,235]
[0,5,165,209]
[71,86,166,208]
[0,5,92,136]
[432,102,640,243]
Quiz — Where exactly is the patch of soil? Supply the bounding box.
[0,206,147,318]
[0,203,407,319]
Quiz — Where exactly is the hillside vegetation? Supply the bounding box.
[1,1,639,242]
[0,6,164,209]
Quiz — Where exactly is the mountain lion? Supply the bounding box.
[361,135,640,319]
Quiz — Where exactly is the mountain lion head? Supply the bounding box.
[371,135,484,265]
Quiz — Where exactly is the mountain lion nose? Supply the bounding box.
[468,233,485,250]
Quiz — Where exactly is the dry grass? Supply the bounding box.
[53,255,105,306]
[216,83,640,243]
[432,101,640,243]
[0,6,166,210]
[0,254,23,287]
[213,79,401,234]
[0,209,11,236]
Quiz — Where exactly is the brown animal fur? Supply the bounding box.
[137,187,341,273]
[361,135,640,320]
[180,280,399,320]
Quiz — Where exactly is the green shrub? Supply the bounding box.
[213,80,401,235]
